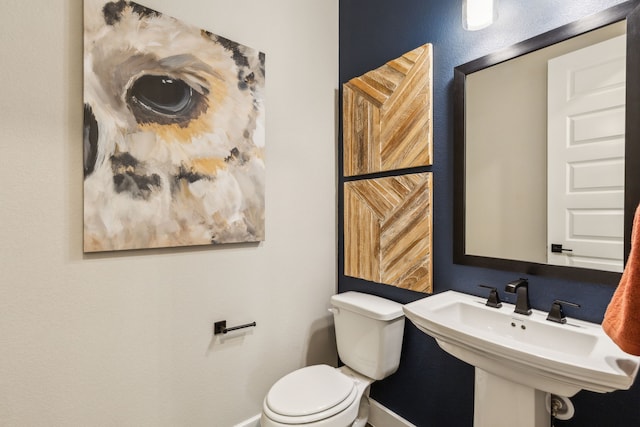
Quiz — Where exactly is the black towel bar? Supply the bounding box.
[214,320,257,335]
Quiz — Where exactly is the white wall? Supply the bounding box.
[0,0,338,425]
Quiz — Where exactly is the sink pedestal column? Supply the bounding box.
[474,369,549,427]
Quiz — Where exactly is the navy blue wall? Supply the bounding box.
[338,0,640,425]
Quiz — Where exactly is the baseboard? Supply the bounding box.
[368,398,417,427]
[235,399,414,427]
[232,414,260,427]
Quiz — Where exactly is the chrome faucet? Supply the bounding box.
[504,278,531,315]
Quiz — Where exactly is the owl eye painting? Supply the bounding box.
[83,0,266,252]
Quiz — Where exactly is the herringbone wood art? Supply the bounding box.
[344,173,432,292]
[343,44,433,176]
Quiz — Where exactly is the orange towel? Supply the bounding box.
[603,204,640,356]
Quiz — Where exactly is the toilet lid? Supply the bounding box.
[265,365,356,419]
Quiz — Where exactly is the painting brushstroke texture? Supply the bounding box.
[83,0,266,252]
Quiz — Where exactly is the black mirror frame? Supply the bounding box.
[453,0,640,285]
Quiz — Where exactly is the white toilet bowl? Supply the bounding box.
[261,365,372,427]
[261,292,405,427]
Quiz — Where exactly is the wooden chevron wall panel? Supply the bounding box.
[344,173,432,292]
[343,44,433,176]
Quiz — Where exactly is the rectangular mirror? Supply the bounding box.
[453,1,640,284]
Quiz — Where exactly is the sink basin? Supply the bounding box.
[403,290,639,397]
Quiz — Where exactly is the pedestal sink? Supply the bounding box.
[403,291,640,427]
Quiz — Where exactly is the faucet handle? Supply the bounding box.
[479,285,502,308]
[546,299,581,324]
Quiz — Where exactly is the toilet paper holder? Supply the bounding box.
[214,320,257,335]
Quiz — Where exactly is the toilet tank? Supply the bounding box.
[330,292,405,380]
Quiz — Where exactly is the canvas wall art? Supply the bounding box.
[83,0,266,252]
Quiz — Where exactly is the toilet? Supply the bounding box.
[261,291,405,427]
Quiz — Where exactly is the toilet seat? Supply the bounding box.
[263,365,358,424]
